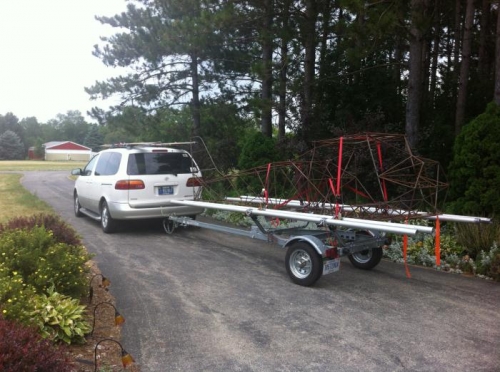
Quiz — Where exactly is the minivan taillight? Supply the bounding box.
[186,177,202,187]
[115,180,145,190]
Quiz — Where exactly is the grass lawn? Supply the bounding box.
[0,160,86,172]
[0,161,85,223]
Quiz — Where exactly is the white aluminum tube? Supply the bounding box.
[423,214,491,223]
[225,197,433,234]
[227,196,491,225]
[170,200,420,235]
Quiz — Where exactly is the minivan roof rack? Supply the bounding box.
[101,141,196,149]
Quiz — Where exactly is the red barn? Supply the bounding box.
[43,141,92,161]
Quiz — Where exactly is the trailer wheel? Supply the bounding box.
[348,247,383,270]
[285,242,322,286]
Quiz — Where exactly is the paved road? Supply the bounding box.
[20,171,500,372]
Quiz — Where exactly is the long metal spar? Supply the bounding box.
[225,196,434,234]
[169,200,422,236]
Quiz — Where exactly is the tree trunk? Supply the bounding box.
[190,52,201,138]
[260,0,274,138]
[405,0,428,149]
[455,0,475,135]
[429,1,441,108]
[278,0,291,141]
[453,0,461,102]
[494,0,500,104]
[301,0,317,143]
[478,0,491,78]
[317,1,332,86]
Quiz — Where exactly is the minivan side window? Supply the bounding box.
[82,155,98,176]
[95,152,122,176]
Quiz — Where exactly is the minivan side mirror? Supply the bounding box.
[71,168,82,176]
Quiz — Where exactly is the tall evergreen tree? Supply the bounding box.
[87,0,225,138]
[0,130,25,160]
[83,125,104,152]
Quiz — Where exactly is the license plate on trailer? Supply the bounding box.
[157,186,173,195]
[323,258,340,275]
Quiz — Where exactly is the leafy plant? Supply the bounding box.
[458,255,475,274]
[448,102,500,216]
[0,226,91,298]
[0,213,82,246]
[29,286,91,344]
[0,265,37,323]
[488,252,500,281]
[476,243,500,281]
[454,221,500,258]
[237,131,279,194]
[0,316,74,371]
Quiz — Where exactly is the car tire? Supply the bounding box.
[74,192,83,218]
[100,200,118,233]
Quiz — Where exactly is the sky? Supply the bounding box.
[0,0,129,123]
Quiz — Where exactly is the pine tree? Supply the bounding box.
[83,125,104,152]
[0,130,25,160]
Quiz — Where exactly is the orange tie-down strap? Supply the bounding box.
[402,217,441,278]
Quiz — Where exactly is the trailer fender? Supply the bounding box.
[284,235,326,257]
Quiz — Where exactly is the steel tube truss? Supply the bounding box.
[196,133,490,225]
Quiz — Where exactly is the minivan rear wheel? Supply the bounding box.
[101,200,118,233]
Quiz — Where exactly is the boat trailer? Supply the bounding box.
[162,199,438,286]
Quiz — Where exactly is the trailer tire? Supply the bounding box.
[348,247,383,270]
[285,242,322,286]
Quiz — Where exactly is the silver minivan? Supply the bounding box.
[72,144,204,233]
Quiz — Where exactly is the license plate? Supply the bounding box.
[157,186,173,195]
[323,258,340,275]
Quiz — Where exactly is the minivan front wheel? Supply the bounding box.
[74,192,83,217]
[100,200,118,233]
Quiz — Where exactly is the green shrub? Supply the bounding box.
[458,255,475,274]
[0,226,91,298]
[454,221,500,258]
[237,132,279,194]
[238,131,278,170]
[0,316,73,371]
[488,252,500,281]
[448,102,500,216]
[476,243,500,281]
[29,286,91,344]
[406,233,465,261]
[0,213,82,246]
[0,265,37,323]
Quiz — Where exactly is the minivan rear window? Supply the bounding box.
[127,152,195,175]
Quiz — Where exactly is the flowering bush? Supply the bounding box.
[0,226,91,298]
[0,265,36,323]
[0,220,93,344]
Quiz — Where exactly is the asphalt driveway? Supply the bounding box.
[20,171,500,372]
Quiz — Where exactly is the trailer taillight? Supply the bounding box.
[186,177,202,187]
[115,180,145,190]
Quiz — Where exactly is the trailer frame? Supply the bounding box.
[163,200,425,286]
